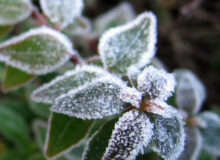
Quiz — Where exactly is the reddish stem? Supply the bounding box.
[32,7,49,27]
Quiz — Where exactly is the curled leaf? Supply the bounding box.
[99,11,157,74]
[103,110,153,160]
[0,26,74,75]
[175,69,206,114]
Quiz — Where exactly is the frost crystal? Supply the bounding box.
[127,65,141,87]
[0,26,75,75]
[0,0,32,25]
[137,66,176,100]
[31,65,110,104]
[51,78,128,119]
[99,11,157,74]
[119,87,142,108]
[180,126,202,160]
[40,0,84,29]
[149,113,185,160]
[93,2,135,36]
[103,110,153,160]
[175,70,206,114]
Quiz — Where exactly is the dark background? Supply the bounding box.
[84,0,220,111]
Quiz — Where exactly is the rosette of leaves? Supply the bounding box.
[31,12,185,160]
[175,70,220,160]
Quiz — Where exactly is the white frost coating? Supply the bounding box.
[119,87,142,108]
[94,2,135,36]
[51,77,128,119]
[127,65,141,87]
[0,0,32,25]
[137,66,176,100]
[40,0,84,29]
[146,100,180,119]
[175,69,206,114]
[0,26,75,75]
[103,110,153,160]
[31,65,110,103]
[99,11,157,74]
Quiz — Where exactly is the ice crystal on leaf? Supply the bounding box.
[40,0,84,29]
[0,26,74,75]
[51,78,129,119]
[31,65,109,104]
[103,110,153,160]
[0,0,32,25]
[175,69,206,114]
[137,66,176,100]
[99,11,157,74]
[148,112,185,160]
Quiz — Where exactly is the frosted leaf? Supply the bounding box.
[137,66,176,100]
[0,0,32,25]
[150,57,166,70]
[119,87,142,108]
[144,100,179,119]
[103,110,153,160]
[40,0,84,29]
[0,26,74,75]
[93,2,135,37]
[51,78,128,119]
[180,126,202,160]
[175,69,206,114]
[99,11,157,74]
[63,16,91,36]
[198,111,220,156]
[31,65,109,104]
[148,113,185,160]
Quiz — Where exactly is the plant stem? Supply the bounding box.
[32,6,50,27]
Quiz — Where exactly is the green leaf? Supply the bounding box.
[148,112,185,160]
[175,69,206,114]
[51,78,128,119]
[180,126,202,160]
[2,65,35,92]
[93,2,135,36]
[40,0,84,29]
[32,120,47,150]
[0,104,30,150]
[0,25,12,38]
[136,152,160,160]
[45,113,93,159]
[198,149,215,160]
[99,11,157,74]
[83,118,118,160]
[0,26,74,75]
[0,150,26,160]
[0,0,32,25]
[198,111,220,156]
[103,110,153,160]
[31,65,110,104]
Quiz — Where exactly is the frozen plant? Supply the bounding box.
[0,1,187,160]
[174,70,220,160]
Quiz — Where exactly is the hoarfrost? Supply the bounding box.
[137,66,176,100]
[119,87,142,108]
[93,2,135,37]
[127,65,141,87]
[175,69,206,114]
[198,112,220,156]
[40,0,84,29]
[103,110,153,160]
[99,11,157,74]
[0,0,32,25]
[148,113,185,160]
[180,126,202,160]
[31,65,110,104]
[0,26,75,75]
[51,78,128,119]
